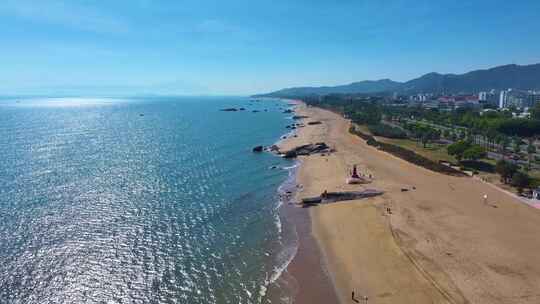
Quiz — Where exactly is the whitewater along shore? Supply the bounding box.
[278,102,540,304]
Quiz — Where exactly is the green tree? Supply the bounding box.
[447,140,471,162]
[530,102,540,120]
[443,129,450,139]
[495,160,518,184]
[527,140,537,170]
[486,128,497,151]
[511,171,529,194]
[512,137,521,155]
[421,132,430,148]
[501,136,510,157]
[463,145,487,161]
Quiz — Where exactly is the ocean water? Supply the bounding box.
[0,96,298,304]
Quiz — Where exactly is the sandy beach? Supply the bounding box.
[280,102,540,304]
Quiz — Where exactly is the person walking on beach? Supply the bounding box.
[351,291,359,303]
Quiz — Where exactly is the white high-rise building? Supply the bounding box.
[499,90,509,108]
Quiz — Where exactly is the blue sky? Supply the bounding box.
[1,0,540,95]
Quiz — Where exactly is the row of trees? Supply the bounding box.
[402,123,441,148]
[386,106,540,150]
[387,107,540,170]
[447,140,487,162]
[448,142,531,193]
[495,160,530,193]
[306,95,540,146]
[367,124,407,139]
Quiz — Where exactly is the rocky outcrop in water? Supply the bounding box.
[265,145,280,153]
[281,142,331,158]
[286,123,304,129]
[220,107,246,112]
[283,150,298,158]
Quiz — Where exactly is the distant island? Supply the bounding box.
[255,63,540,97]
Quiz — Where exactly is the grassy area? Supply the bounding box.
[460,160,495,173]
[353,123,456,163]
[526,170,540,188]
[377,137,456,163]
[482,158,498,166]
[349,124,464,176]
[355,124,372,136]
[354,124,503,176]
[526,170,540,179]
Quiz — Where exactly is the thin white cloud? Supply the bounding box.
[0,0,129,34]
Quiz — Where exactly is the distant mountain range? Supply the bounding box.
[255,63,540,97]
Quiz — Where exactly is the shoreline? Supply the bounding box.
[278,101,540,304]
[270,99,339,304]
[279,172,340,304]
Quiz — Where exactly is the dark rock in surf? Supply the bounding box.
[266,145,280,153]
[283,150,298,158]
[282,142,331,158]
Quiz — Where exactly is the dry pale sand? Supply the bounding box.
[280,102,540,304]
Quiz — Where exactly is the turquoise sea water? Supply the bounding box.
[0,96,298,304]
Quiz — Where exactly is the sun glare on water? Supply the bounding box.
[4,97,128,108]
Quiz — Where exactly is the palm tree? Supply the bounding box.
[486,128,497,151]
[512,137,521,160]
[494,135,503,153]
[501,136,510,158]
[527,139,537,170]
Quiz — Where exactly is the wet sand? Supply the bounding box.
[280,102,540,304]
[282,200,339,304]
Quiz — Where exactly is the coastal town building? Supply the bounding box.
[478,91,499,107]
[479,91,488,101]
[402,89,538,111]
[528,92,540,107]
[498,89,531,109]
[499,90,509,108]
